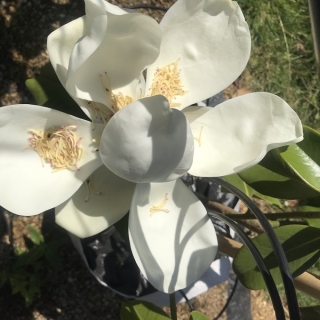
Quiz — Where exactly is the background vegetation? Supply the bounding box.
[238,0,319,129]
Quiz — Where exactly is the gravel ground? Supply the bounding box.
[0,1,276,319]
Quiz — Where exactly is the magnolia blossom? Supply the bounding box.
[0,0,303,294]
[47,0,303,293]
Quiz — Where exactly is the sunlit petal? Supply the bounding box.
[0,105,103,216]
[183,93,303,177]
[55,166,135,238]
[146,0,251,110]
[66,12,161,111]
[129,180,217,293]
[100,95,194,183]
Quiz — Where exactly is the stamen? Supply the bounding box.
[149,193,169,216]
[100,72,133,112]
[27,125,82,172]
[149,59,187,107]
[111,92,133,112]
[194,126,204,147]
[84,176,102,202]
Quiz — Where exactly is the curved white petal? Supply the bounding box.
[129,180,217,293]
[0,105,104,216]
[55,166,136,238]
[100,95,194,183]
[47,17,85,88]
[85,0,128,24]
[146,0,251,110]
[47,17,93,118]
[183,93,303,177]
[66,12,161,110]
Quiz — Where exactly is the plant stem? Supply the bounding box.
[169,293,177,320]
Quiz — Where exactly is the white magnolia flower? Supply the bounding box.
[0,0,303,294]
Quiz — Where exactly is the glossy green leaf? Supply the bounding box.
[27,225,44,245]
[233,225,320,290]
[189,311,210,320]
[120,300,170,320]
[26,63,89,120]
[280,126,320,193]
[299,196,320,228]
[300,306,320,319]
[238,149,320,199]
[224,174,282,207]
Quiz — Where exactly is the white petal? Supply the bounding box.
[55,166,135,238]
[0,105,104,216]
[99,95,194,183]
[85,0,128,23]
[146,0,251,110]
[47,17,85,87]
[66,12,161,110]
[129,180,217,293]
[47,17,93,119]
[183,93,303,177]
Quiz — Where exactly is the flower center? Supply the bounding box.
[99,72,133,113]
[149,193,169,216]
[149,59,187,107]
[97,59,187,113]
[111,92,134,112]
[28,125,82,172]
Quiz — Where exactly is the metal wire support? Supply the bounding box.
[210,177,301,320]
[208,211,285,320]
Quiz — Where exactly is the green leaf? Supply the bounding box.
[26,63,89,120]
[280,126,320,193]
[238,149,320,199]
[189,311,210,320]
[26,78,48,105]
[300,305,320,319]
[224,174,253,196]
[16,247,25,255]
[10,275,28,294]
[233,225,320,290]
[299,197,320,228]
[224,174,282,207]
[13,246,45,268]
[120,300,170,320]
[27,225,44,245]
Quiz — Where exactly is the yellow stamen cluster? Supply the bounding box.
[149,193,169,216]
[99,72,133,113]
[28,125,82,172]
[150,59,187,107]
[111,92,134,112]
